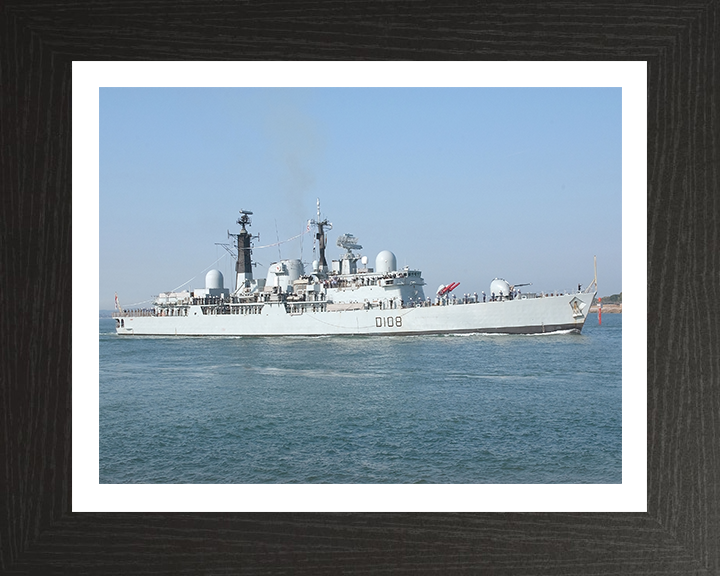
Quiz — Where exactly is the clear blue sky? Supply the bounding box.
[100,88,621,310]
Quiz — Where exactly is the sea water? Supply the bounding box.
[99,314,621,484]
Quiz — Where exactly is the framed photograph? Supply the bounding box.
[3,3,717,574]
[81,64,638,512]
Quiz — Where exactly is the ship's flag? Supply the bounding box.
[115,292,119,310]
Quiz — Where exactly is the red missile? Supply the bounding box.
[441,282,460,295]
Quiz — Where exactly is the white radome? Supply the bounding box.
[375,250,397,274]
[205,269,224,290]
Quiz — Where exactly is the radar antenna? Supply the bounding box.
[336,234,362,255]
[237,209,253,231]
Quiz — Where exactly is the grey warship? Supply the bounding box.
[114,201,597,336]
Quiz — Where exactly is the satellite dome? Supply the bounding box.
[205,269,224,290]
[375,250,397,274]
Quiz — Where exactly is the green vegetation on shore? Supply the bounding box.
[593,292,621,305]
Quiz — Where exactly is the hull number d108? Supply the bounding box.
[376,316,403,328]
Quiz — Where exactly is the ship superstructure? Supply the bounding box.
[114,202,597,336]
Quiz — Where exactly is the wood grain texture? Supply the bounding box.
[1,1,718,574]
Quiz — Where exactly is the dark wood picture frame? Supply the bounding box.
[2,2,718,574]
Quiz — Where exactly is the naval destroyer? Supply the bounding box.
[114,202,597,336]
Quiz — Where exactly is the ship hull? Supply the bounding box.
[115,292,595,336]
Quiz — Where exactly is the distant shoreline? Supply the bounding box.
[590,303,622,313]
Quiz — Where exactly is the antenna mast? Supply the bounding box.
[583,255,598,293]
[308,198,332,275]
[229,210,259,291]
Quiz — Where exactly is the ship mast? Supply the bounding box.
[310,198,332,275]
[229,210,258,291]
